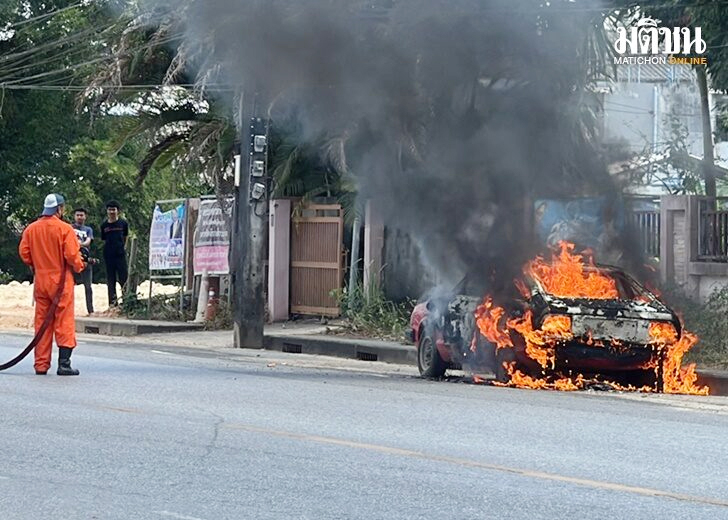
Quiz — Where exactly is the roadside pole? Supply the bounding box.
[232,91,270,348]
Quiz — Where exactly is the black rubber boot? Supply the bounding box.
[57,347,80,376]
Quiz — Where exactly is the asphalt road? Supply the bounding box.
[1,332,727,520]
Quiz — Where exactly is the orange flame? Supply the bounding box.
[505,311,561,369]
[648,322,678,344]
[500,362,584,391]
[472,242,708,395]
[659,331,708,395]
[527,242,618,299]
[474,297,512,349]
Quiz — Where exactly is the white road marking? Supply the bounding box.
[226,423,728,509]
[155,511,206,520]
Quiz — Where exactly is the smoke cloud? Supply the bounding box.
[130,0,643,296]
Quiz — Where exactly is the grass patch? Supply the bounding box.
[333,281,415,341]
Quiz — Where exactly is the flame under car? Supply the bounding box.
[408,265,681,391]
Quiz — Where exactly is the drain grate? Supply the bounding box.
[282,343,302,354]
[356,351,378,362]
[84,326,100,334]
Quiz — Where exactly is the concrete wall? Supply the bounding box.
[698,276,728,302]
[660,195,728,303]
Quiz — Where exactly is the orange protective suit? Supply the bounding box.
[19,215,85,373]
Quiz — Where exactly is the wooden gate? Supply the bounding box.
[290,203,344,316]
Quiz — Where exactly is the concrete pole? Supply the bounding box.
[268,199,291,322]
[232,92,268,348]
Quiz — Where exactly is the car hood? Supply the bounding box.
[540,294,676,322]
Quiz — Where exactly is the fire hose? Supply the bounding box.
[0,263,68,371]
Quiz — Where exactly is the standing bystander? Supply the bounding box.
[100,200,129,307]
[72,208,95,315]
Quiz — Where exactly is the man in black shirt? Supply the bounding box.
[100,200,129,307]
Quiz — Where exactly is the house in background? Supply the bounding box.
[601,61,728,195]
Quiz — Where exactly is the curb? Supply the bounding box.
[75,317,204,336]
[695,370,728,396]
[263,334,417,365]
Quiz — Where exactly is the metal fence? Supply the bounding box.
[698,198,728,262]
[630,209,661,259]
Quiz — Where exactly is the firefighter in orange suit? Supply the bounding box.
[19,194,86,375]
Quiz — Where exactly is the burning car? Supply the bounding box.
[408,242,708,394]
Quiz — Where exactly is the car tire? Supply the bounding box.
[417,323,447,378]
[627,350,666,392]
[495,347,517,383]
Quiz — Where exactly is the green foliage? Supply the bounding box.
[269,119,358,223]
[660,285,728,370]
[333,280,415,341]
[0,269,12,284]
[121,291,195,322]
[64,128,208,281]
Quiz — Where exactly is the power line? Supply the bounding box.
[0,19,115,66]
[0,33,181,86]
[5,1,89,30]
[0,83,235,91]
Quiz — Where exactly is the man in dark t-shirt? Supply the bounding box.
[72,207,95,314]
[100,200,129,307]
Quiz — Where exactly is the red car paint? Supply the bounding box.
[409,302,455,363]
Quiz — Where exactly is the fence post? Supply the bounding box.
[125,236,138,299]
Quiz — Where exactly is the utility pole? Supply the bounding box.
[232,90,270,348]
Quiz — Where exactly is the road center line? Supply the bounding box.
[225,423,728,509]
[155,511,206,520]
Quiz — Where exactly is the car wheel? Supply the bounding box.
[495,347,517,383]
[417,324,447,378]
[627,350,666,392]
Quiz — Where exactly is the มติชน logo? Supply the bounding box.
[613,17,708,65]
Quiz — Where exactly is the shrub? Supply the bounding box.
[661,285,728,369]
[333,280,415,341]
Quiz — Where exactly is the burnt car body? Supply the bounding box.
[408,265,681,389]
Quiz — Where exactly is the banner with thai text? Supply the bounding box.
[193,199,233,275]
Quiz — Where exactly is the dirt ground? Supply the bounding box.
[0,281,178,330]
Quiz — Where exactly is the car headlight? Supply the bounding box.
[648,322,678,343]
[540,314,572,335]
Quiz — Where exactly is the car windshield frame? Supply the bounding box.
[528,265,656,301]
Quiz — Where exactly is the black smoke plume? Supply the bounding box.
[126,0,644,296]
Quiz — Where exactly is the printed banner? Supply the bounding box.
[149,204,186,271]
[193,199,233,275]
